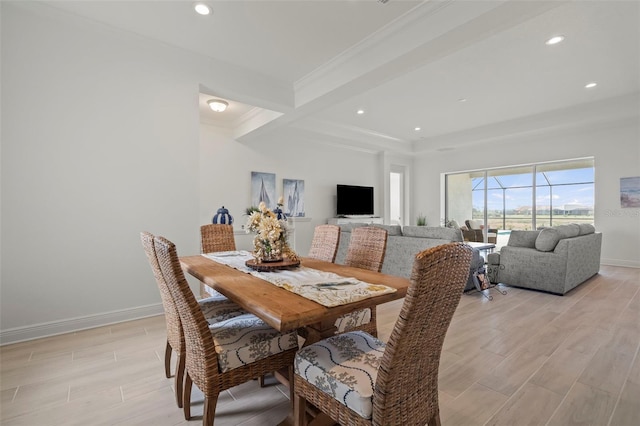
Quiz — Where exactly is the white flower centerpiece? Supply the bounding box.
[246,198,299,263]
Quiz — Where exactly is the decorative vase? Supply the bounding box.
[261,252,283,263]
[253,239,284,263]
[212,206,233,225]
[273,206,286,221]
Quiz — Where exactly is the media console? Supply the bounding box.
[328,217,383,225]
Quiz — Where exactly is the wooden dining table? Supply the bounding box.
[179,255,410,345]
[179,254,410,425]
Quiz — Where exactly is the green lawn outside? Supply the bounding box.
[485,215,594,231]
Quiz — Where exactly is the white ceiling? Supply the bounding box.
[44,0,640,153]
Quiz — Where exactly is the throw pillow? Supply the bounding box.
[535,228,561,252]
[554,224,580,239]
[507,230,540,248]
[578,223,596,235]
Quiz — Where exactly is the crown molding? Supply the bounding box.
[232,106,267,128]
[233,108,285,141]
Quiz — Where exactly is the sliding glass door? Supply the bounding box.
[445,158,594,248]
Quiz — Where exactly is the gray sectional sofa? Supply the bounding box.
[334,224,484,289]
[488,224,602,295]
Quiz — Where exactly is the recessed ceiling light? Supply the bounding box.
[194,3,211,15]
[414,127,421,131]
[545,35,565,46]
[458,98,467,103]
[357,109,364,115]
[585,82,597,89]
[207,99,228,112]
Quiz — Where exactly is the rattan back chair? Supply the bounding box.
[344,226,387,272]
[153,236,298,426]
[337,226,388,336]
[140,231,188,408]
[200,224,236,253]
[307,224,341,262]
[294,242,473,426]
[199,224,236,298]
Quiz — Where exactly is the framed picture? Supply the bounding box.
[620,176,640,208]
[283,179,305,217]
[251,171,276,210]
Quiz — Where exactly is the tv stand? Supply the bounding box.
[328,217,383,226]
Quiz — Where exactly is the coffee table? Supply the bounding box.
[465,241,496,254]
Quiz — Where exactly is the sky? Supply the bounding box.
[472,167,594,211]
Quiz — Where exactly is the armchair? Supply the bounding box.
[465,219,498,244]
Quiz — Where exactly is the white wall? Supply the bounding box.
[0,3,200,340]
[198,124,380,256]
[0,3,381,343]
[415,118,640,268]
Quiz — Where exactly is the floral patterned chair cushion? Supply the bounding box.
[210,313,299,373]
[198,292,247,325]
[334,308,371,334]
[294,331,385,419]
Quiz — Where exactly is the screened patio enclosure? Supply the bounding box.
[445,158,595,247]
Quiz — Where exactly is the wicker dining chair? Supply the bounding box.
[199,224,236,298]
[293,242,473,426]
[153,235,299,426]
[307,224,341,263]
[200,224,236,253]
[335,226,388,337]
[140,232,245,410]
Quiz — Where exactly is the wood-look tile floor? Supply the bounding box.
[1,265,638,425]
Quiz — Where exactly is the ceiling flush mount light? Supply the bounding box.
[194,3,211,15]
[357,109,365,115]
[585,82,597,89]
[207,99,228,112]
[545,35,565,46]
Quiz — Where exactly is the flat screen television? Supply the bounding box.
[336,184,374,216]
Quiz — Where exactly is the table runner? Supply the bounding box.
[202,251,396,308]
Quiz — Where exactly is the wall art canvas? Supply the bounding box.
[283,179,305,217]
[251,171,276,210]
[620,176,640,208]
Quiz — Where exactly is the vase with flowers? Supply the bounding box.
[245,198,298,263]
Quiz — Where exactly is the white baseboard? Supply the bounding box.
[601,258,640,268]
[0,303,164,346]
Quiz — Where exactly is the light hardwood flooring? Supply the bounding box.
[1,265,639,425]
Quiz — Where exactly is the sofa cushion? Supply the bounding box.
[578,223,596,235]
[535,228,562,252]
[371,224,402,236]
[381,235,450,277]
[554,224,580,239]
[340,223,369,233]
[507,230,540,248]
[402,226,463,242]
